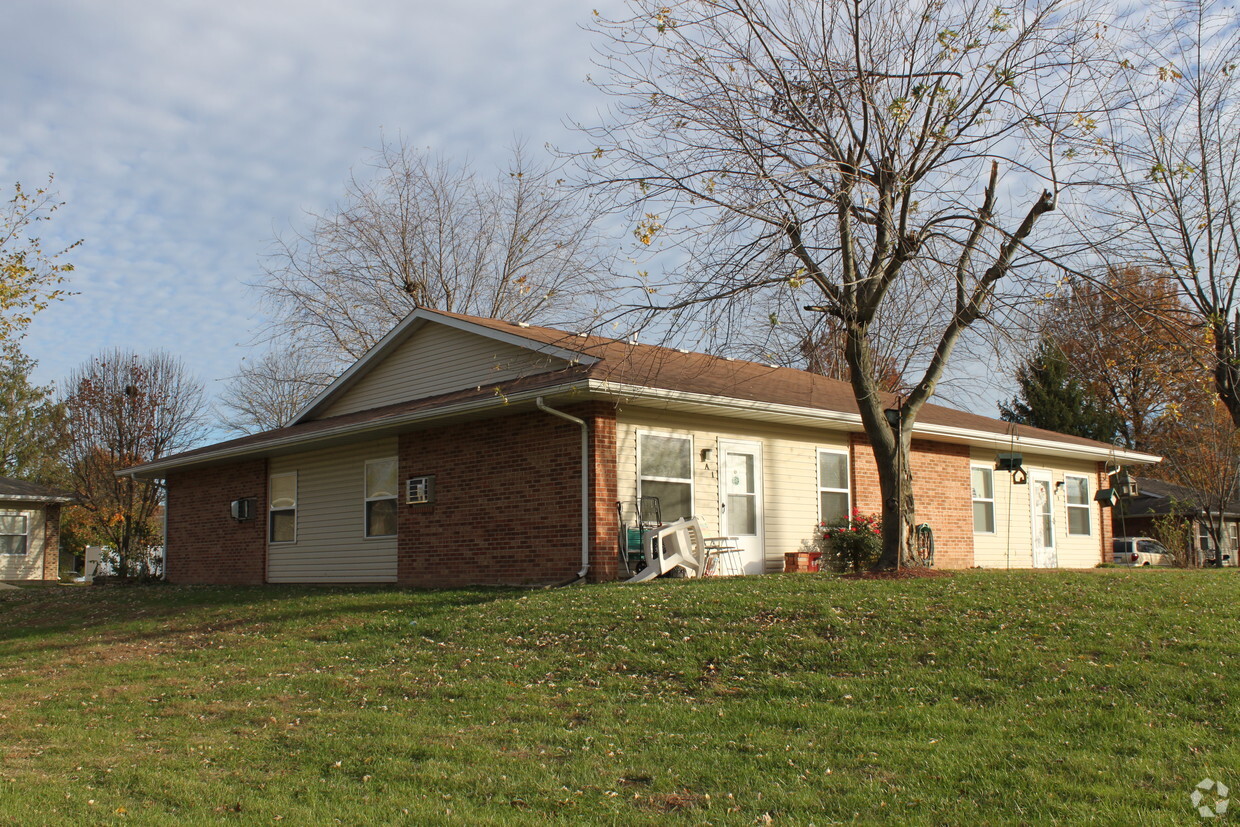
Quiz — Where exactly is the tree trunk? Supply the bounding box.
[871,425,915,570]
[844,322,914,570]
[1213,316,1240,430]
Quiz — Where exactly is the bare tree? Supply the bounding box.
[63,350,206,577]
[256,139,614,374]
[216,346,333,434]
[1095,0,1240,427]
[583,0,1103,567]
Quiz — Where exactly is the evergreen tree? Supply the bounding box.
[1000,339,1120,443]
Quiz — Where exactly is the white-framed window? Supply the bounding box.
[817,449,850,524]
[638,431,694,521]
[0,512,28,556]
[365,458,398,538]
[269,472,297,544]
[971,466,995,534]
[1064,474,1091,536]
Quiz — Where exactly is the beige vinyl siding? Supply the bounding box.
[267,438,399,583]
[970,450,1103,568]
[617,408,850,573]
[321,324,568,418]
[0,504,45,580]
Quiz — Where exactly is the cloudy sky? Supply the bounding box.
[3,0,614,401]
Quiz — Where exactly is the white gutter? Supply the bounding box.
[587,380,1162,465]
[536,397,591,582]
[123,381,594,479]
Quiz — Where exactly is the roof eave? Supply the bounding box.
[123,380,597,479]
[590,381,1162,464]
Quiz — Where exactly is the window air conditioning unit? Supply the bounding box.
[230,497,256,521]
[406,476,435,505]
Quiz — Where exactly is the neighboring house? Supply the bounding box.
[123,307,1159,586]
[0,477,75,581]
[1116,477,1240,566]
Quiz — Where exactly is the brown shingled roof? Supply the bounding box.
[126,306,1150,477]
[0,477,76,502]
[424,308,1125,452]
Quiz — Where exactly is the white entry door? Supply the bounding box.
[1030,472,1058,568]
[719,440,765,574]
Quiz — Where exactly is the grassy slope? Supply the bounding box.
[0,570,1235,825]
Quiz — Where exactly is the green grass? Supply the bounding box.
[0,570,1235,825]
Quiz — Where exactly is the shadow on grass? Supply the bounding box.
[0,583,522,660]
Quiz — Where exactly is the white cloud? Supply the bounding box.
[2,0,613,401]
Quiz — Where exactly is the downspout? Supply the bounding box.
[158,479,168,581]
[536,397,590,582]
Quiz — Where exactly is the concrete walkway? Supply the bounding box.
[0,581,20,590]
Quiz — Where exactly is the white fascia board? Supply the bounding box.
[292,309,600,424]
[0,495,75,504]
[126,380,595,480]
[588,380,1162,465]
[911,422,1161,465]
[589,380,861,429]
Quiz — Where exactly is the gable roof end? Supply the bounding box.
[292,307,602,423]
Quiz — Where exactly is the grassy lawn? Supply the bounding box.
[0,570,1235,825]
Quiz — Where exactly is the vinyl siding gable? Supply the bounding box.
[319,323,570,418]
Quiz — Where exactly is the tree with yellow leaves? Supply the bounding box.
[0,176,77,343]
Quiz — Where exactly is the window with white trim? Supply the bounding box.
[817,450,850,524]
[971,467,995,533]
[269,472,297,544]
[1064,474,1091,536]
[365,458,398,538]
[0,513,28,555]
[638,432,694,521]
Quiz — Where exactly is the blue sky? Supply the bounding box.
[2,0,612,400]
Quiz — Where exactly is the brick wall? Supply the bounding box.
[1098,462,1114,564]
[583,403,620,582]
[398,403,619,587]
[165,459,268,584]
[850,434,974,568]
[41,504,61,581]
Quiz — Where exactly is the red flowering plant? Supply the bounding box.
[817,508,882,573]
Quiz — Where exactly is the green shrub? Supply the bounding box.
[818,509,882,572]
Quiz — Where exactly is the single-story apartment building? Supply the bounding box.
[124,307,1159,586]
[1117,477,1239,565]
[0,477,74,581]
